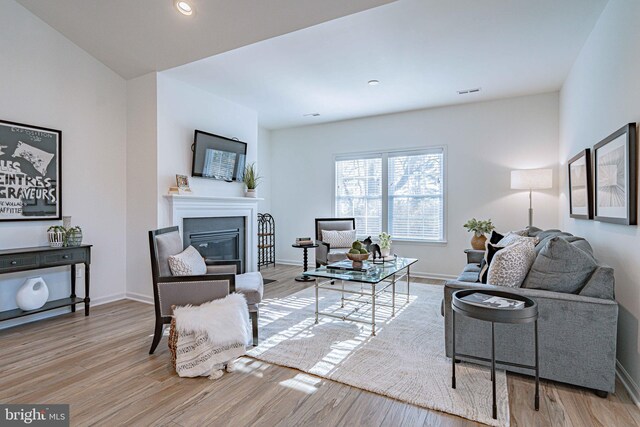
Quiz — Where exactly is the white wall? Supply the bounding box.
[156,74,259,228]
[0,0,127,323]
[271,93,560,277]
[125,72,158,301]
[257,127,272,214]
[559,0,640,401]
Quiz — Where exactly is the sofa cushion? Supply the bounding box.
[522,237,597,294]
[487,239,536,287]
[168,246,207,276]
[156,231,184,277]
[321,229,356,248]
[457,271,480,282]
[497,232,538,247]
[489,230,504,245]
[579,266,615,299]
[480,243,504,283]
[235,272,264,306]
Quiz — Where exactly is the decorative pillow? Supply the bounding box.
[479,242,504,283]
[522,237,597,294]
[489,230,504,245]
[168,246,207,276]
[497,232,538,247]
[486,239,536,288]
[321,229,356,248]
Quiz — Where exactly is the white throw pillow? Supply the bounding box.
[168,246,207,276]
[486,239,536,288]
[321,229,356,248]
[497,232,538,247]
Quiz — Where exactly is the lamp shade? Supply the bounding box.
[510,169,553,190]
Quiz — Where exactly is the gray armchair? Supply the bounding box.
[148,226,262,354]
[314,217,356,267]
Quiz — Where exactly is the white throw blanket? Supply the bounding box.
[173,293,251,378]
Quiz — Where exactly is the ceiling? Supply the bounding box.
[162,0,608,129]
[16,0,395,79]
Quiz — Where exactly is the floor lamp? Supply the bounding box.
[510,169,553,227]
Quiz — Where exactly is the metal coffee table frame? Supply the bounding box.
[451,289,539,420]
[304,258,417,336]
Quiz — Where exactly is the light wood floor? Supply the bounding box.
[1,264,639,426]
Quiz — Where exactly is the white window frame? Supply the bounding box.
[333,146,447,244]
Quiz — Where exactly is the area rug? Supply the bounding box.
[247,281,510,426]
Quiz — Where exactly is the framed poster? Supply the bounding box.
[0,120,62,221]
[568,149,593,219]
[593,123,637,225]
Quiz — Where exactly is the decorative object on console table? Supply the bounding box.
[463,218,495,250]
[47,225,65,247]
[510,168,553,227]
[593,123,637,225]
[16,277,49,311]
[291,242,319,282]
[0,120,62,221]
[242,162,261,198]
[568,149,593,220]
[65,226,83,246]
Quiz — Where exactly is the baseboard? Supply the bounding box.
[616,360,640,408]
[125,292,154,305]
[84,292,126,308]
[276,258,303,266]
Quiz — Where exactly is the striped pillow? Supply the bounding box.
[321,229,356,248]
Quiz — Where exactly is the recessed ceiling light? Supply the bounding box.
[368,80,380,86]
[303,113,320,117]
[175,1,194,16]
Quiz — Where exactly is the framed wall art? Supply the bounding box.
[593,123,637,225]
[568,148,593,219]
[0,120,62,221]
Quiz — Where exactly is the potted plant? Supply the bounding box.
[47,225,66,247]
[242,162,261,198]
[463,218,495,250]
[66,226,83,247]
[378,232,392,257]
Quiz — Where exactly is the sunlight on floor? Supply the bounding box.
[279,373,322,394]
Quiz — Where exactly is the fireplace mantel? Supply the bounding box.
[164,194,262,272]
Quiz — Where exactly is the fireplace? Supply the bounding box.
[183,216,245,273]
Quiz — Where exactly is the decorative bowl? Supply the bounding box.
[346,253,369,262]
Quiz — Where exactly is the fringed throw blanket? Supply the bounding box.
[172,293,251,378]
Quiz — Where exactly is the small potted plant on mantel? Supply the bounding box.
[463,218,495,250]
[242,162,261,198]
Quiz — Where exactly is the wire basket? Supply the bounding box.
[47,231,65,248]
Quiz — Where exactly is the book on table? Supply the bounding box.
[460,292,525,309]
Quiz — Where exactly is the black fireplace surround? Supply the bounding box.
[182,216,245,273]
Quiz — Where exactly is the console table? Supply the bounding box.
[0,245,91,322]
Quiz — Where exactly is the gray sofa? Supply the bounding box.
[443,227,618,396]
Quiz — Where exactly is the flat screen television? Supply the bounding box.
[191,130,247,182]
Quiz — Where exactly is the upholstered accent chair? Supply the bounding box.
[314,217,356,267]
[148,226,263,354]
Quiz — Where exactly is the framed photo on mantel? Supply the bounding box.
[593,123,637,225]
[568,148,593,220]
[0,120,62,221]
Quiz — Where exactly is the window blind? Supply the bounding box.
[335,156,382,237]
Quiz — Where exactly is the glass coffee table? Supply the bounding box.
[303,257,417,336]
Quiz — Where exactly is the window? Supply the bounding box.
[335,148,445,241]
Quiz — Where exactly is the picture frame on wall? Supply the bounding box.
[0,120,62,221]
[593,123,637,225]
[568,148,593,219]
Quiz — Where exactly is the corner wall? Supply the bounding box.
[0,0,127,326]
[559,0,640,402]
[270,92,560,277]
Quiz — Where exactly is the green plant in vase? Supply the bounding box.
[65,226,83,247]
[242,163,262,198]
[463,218,495,250]
[378,232,392,256]
[47,225,66,247]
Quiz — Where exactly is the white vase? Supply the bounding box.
[16,277,49,311]
[245,189,257,198]
[380,247,391,257]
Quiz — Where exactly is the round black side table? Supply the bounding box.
[451,289,539,420]
[291,243,318,282]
